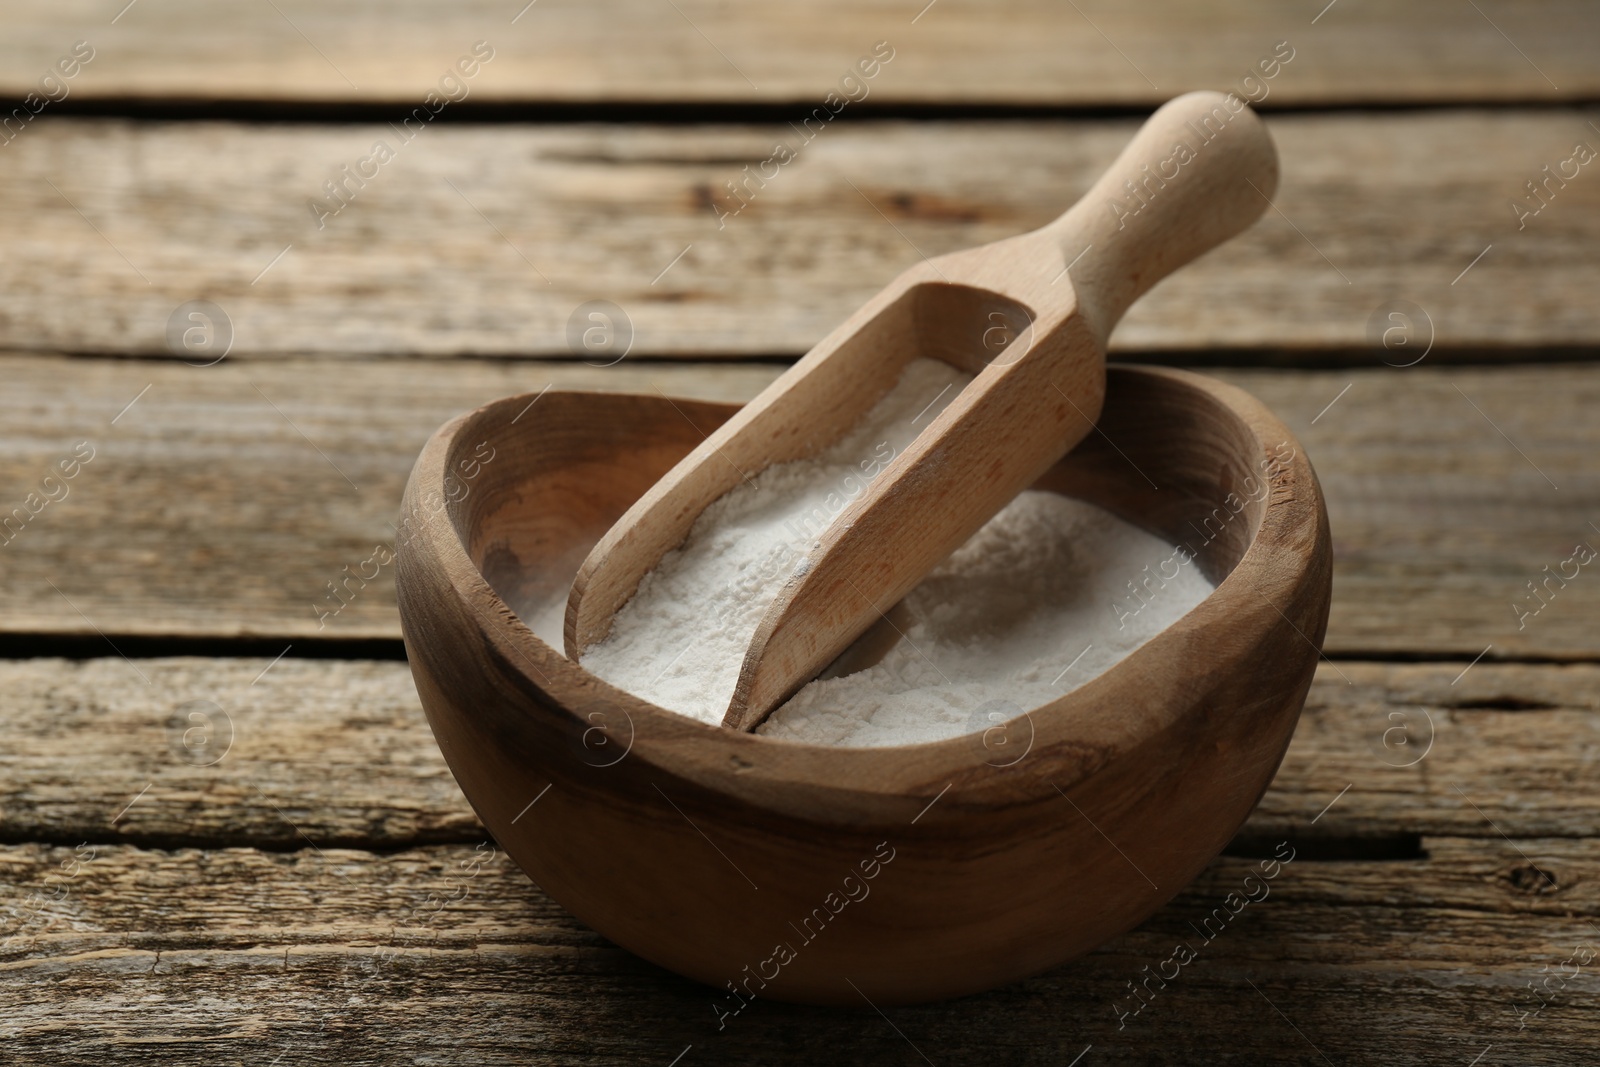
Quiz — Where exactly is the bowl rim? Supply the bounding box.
[398,363,1327,816]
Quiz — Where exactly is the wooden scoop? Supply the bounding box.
[567,90,1279,730]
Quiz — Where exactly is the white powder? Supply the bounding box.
[580,358,1214,747]
[581,358,968,718]
[758,491,1213,746]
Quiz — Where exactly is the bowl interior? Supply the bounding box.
[451,366,1268,664]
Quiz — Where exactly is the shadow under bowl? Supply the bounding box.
[395,364,1332,1006]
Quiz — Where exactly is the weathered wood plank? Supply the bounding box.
[0,657,480,849]
[1250,662,1600,843]
[3,1,1595,107]
[2,356,1596,656]
[1,837,1595,1064]
[2,657,1595,848]
[1,112,1596,356]
[0,357,784,641]
[1273,364,1600,660]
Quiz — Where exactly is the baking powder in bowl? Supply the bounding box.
[579,359,1213,746]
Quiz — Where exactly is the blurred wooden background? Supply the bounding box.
[1,1,1597,1063]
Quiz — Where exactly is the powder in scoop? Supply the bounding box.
[581,358,969,721]
[580,358,1214,746]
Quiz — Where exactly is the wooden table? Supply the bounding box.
[3,2,1597,1062]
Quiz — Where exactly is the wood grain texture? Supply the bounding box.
[1,836,1595,1064]
[0,0,1588,1049]
[2,356,1596,657]
[2,657,1595,849]
[0,657,480,850]
[2,0,1596,106]
[0,112,1597,357]
[0,356,784,642]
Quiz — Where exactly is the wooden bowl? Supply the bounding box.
[395,365,1331,1006]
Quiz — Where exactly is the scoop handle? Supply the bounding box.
[1039,90,1279,345]
[724,93,1278,729]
